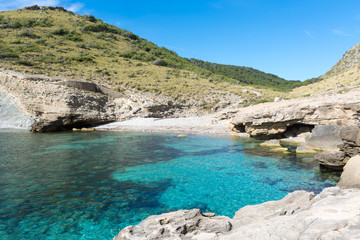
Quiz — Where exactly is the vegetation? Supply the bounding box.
[0,6,321,103]
[189,59,321,91]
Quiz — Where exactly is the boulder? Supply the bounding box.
[337,155,360,189]
[113,209,232,240]
[315,151,346,169]
[305,125,343,150]
[339,125,360,144]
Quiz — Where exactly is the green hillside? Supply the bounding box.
[0,5,318,102]
[189,59,321,91]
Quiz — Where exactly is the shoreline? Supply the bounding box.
[95,116,250,137]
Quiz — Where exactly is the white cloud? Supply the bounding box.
[68,2,84,13]
[304,30,314,38]
[333,29,352,37]
[0,0,60,11]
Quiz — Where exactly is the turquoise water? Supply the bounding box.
[0,130,339,239]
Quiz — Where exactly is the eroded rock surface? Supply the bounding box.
[231,89,360,138]
[337,155,360,189]
[114,209,233,240]
[115,187,360,240]
[0,70,116,131]
[315,151,346,169]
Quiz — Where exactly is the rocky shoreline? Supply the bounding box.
[114,155,360,240]
[2,69,360,239]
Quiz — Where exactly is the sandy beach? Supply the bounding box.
[95,116,250,136]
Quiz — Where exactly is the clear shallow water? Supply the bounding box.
[0,130,339,239]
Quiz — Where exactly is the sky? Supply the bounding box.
[1,0,360,80]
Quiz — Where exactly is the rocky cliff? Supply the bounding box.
[0,69,198,131]
[230,88,360,138]
[0,69,243,131]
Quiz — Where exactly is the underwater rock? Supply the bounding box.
[296,146,317,154]
[259,139,281,147]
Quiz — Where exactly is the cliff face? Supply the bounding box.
[231,89,360,138]
[0,69,228,131]
[0,70,115,131]
[0,88,34,128]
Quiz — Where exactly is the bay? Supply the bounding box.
[0,130,339,239]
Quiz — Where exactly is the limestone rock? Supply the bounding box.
[270,147,289,153]
[0,69,248,131]
[296,146,317,154]
[305,125,343,150]
[259,139,281,147]
[273,97,280,102]
[115,187,360,240]
[231,89,360,138]
[113,209,232,240]
[337,155,360,189]
[315,151,346,169]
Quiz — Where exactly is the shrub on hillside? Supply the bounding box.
[153,59,167,66]
[67,31,82,41]
[83,15,97,23]
[51,28,69,36]
[18,30,38,38]
[0,45,19,59]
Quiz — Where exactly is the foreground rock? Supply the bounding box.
[231,89,360,138]
[115,187,360,240]
[337,155,360,189]
[304,125,360,169]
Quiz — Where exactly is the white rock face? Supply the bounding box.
[337,155,360,189]
[0,88,34,129]
[114,187,360,240]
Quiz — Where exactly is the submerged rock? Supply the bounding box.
[296,146,317,154]
[259,139,281,147]
[270,147,290,154]
[114,187,360,240]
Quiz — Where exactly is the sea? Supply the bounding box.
[0,130,340,239]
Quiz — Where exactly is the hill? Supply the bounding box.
[0,5,321,108]
[189,59,321,91]
[290,42,360,97]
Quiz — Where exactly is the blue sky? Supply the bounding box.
[1,0,360,80]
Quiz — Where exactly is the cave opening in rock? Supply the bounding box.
[283,124,315,138]
[233,124,246,133]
